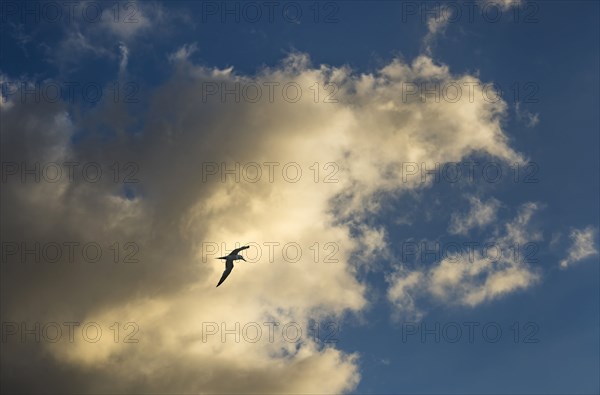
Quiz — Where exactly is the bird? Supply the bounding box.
[216,246,250,287]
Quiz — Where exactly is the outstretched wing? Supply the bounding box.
[230,245,250,256]
[216,259,234,287]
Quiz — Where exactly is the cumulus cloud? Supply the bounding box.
[449,196,501,235]
[560,227,599,268]
[388,202,541,318]
[2,50,524,392]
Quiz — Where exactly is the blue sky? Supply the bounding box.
[1,1,599,394]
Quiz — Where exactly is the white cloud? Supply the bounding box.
[560,226,599,268]
[387,269,425,321]
[388,202,541,318]
[168,43,199,62]
[503,202,542,245]
[422,1,523,55]
[515,102,540,128]
[422,11,452,55]
[43,1,186,75]
[480,0,523,11]
[2,52,526,392]
[421,1,524,56]
[100,0,153,40]
[449,196,501,235]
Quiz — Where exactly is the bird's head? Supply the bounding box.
[240,256,247,262]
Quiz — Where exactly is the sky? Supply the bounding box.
[1,0,599,394]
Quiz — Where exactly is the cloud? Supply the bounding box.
[421,1,524,56]
[118,42,129,75]
[515,102,540,128]
[387,269,425,321]
[449,196,501,235]
[560,226,599,268]
[2,51,524,392]
[4,21,33,56]
[40,1,186,75]
[168,42,199,62]
[100,0,153,40]
[422,10,452,55]
[388,202,542,318]
[480,0,523,10]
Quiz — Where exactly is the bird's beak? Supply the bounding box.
[241,257,247,262]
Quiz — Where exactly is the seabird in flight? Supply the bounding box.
[216,246,250,287]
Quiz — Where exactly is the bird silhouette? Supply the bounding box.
[216,246,250,287]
